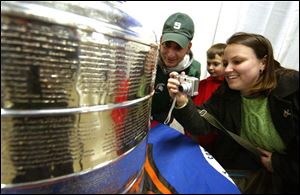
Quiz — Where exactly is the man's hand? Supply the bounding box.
[167,71,188,108]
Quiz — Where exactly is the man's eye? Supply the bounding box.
[163,42,170,48]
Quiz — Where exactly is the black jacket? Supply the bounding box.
[174,69,299,193]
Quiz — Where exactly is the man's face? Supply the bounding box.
[160,41,190,68]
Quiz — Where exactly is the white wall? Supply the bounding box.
[122,1,299,80]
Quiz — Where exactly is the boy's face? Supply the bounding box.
[207,54,225,77]
[160,41,191,68]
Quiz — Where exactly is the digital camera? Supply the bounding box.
[176,75,199,96]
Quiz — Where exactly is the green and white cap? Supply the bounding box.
[162,12,194,48]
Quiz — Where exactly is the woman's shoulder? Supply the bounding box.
[276,68,298,85]
[274,68,299,96]
[276,66,298,75]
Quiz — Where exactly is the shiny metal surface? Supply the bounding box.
[1,139,147,194]
[1,1,158,193]
[1,2,158,109]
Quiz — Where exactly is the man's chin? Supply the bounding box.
[165,62,177,68]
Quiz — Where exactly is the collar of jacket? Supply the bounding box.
[157,51,194,74]
[271,70,299,98]
[207,76,225,82]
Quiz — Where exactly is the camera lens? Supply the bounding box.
[178,85,184,92]
[179,83,191,94]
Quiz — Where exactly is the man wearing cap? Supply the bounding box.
[151,12,201,125]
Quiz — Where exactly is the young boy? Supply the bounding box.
[193,43,226,105]
[186,43,226,147]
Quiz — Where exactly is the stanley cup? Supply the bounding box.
[1,1,158,193]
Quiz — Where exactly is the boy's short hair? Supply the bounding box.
[207,43,226,59]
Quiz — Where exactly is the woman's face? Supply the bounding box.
[160,41,190,68]
[223,44,265,96]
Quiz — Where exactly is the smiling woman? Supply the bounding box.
[166,32,299,193]
[223,44,266,96]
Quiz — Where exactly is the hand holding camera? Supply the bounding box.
[167,71,199,109]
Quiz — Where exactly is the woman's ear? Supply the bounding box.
[261,55,267,70]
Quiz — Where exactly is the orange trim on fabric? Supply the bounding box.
[144,154,172,194]
[127,168,144,193]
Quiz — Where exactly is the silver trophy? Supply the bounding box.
[1,1,158,193]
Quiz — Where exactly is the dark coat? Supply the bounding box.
[174,69,299,193]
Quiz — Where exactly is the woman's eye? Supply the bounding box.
[233,60,241,64]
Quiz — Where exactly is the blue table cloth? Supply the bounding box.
[145,123,240,194]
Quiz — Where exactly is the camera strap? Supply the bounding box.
[164,97,177,125]
[199,109,261,160]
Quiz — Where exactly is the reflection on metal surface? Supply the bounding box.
[1,94,153,117]
[1,11,158,109]
[1,8,78,109]
[1,100,150,184]
[1,1,158,193]
[1,139,147,194]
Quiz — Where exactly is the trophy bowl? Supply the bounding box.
[1,1,158,193]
